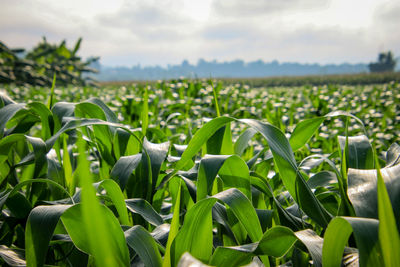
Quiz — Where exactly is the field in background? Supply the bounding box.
[5,78,399,152]
[100,71,400,87]
[0,77,399,266]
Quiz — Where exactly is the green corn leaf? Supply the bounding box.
[172,188,263,266]
[234,128,257,156]
[210,246,254,267]
[51,101,75,132]
[110,154,142,190]
[62,134,73,195]
[171,198,216,266]
[386,143,400,167]
[0,178,73,212]
[307,171,338,189]
[64,136,130,266]
[347,164,400,227]
[220,122,234,155]
[206,125,225,155]
[46,74,56,110]
[175,116,234,171]
[323,216,382,267]
[113,128,131,159]
[95,179,130,225]
[125,198,164,226]
[211,226,297,266]
[25,205,71,267]
[210,227,324,267]
[197,155,228,201]
[210,80,221,117]
[61,204,130,265]
[141,86,149,136]
[240,119,332,227]
[163,179,182,267]
[27,102,53,141]
[86,98,118,122]
[142,138,170,194]
[294,229,324,267]
[0,103,26,138]
[376,160,400,266]
[289,117,325,151]
[24,136,47,178]
[338,135,374,169]
[5,192,32,219]
[218,155,252,200]
[125,225,162,267]
[325,111,367,135]
[288,111,367,153]
[197,155,251,201]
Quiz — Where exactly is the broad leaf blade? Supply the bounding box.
[25,205,70,267]
[125,226,162,267]
[290,117,325,151]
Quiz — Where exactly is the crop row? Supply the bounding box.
[0,80,399,266]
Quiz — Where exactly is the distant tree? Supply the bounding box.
[0,37,99,86]
[368,51,396,73]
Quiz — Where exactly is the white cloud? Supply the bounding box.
[0,0,399,66]
[210,0,330,17]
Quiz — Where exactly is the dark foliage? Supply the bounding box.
[0,38,99,86]
[369,51,396,73]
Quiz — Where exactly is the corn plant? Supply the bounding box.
[0,79,399,267]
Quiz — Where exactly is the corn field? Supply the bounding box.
[0,79,399,266]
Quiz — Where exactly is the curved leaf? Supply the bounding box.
[25,205,71,267]
[234,128,257,156]
[347,164,400,223]
[290,117,325,151]
[125,225,162,267]
[95,179,130,225]
[0,245,26,267]
[125,199,164,226]
[61,204,130,266]
[175,116,234,171]
[172,188,263,266]
[386,143,400,167]
[0,103,26,138]
[110,154,142,190]
[323,217,382,267]
[377,165,400,266]
[338,135,374,169]
[142,137,170,192]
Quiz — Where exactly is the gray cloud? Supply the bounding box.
[0,0,98,49]
[1,0,399,66]
[202,22,259,41]
[96,0,192,41]
[194,22,380,64]
[368,2,400,54]
[374,2,400,27]
[98,1,183,26]
[211,0,331,17]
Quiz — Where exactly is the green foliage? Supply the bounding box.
[0,78,399,266]
[0,38,98,86]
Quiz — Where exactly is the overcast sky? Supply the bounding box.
[1,0,399,67]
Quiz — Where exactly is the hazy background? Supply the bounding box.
[1,0,399,79]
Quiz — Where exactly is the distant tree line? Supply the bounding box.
[0,38,99,86]
[92,59,369,81]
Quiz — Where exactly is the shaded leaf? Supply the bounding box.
[125,225,162,267]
